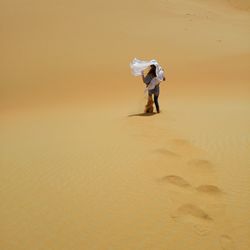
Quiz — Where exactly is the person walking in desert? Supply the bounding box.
[130,58,166,114]
[141,64,165,113]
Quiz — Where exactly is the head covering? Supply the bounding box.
[130,58,165,81]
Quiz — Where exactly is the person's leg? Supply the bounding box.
[154,94,160,113]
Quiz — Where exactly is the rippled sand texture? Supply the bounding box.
[1,0,250,249]
[1,100,249,250]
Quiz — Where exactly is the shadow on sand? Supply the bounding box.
[128,112,157,117]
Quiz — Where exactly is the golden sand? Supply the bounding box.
[1,0,250,249]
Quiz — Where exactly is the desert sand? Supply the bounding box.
[1,0,250,249]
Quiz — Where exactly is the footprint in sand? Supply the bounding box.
[154,148,180,158]
[170,138,201,157]
[160,175,191,188]
[220,235,235,250]
[172,203,213,236]
[172,203,212,221]
[160,175,222,196]
[187,159,214,172]
[196,184,222,195]
[193,223,213,236]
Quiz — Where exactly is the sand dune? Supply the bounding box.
[228,0,250,10]
[1,0,250,249]
[1,99,249,249]
[1,0,250,105]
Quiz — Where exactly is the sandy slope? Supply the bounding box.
[1,99,250,250]
[1,0,250,249]
[1,0,250,105]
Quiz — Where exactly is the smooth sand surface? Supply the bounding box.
[1,0,250,249]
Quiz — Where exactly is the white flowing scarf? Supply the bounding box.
[129,58,165,81]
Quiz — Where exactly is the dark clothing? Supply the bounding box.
[143,74,160,95]
[143,73,160,112]
[143,74,154,84]
[154,95,160,113]
[148,93,160,113]
[148,84,160,96]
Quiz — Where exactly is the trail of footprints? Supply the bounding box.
[156,138,234,249]
[159,175,222,195]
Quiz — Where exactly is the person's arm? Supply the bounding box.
[142,72,151,85]
[141,71,146,83]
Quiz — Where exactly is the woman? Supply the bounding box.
[141,65,165,113]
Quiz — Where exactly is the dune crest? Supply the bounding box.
[228,0,250,11]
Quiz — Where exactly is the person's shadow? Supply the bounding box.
[128,112,157,117]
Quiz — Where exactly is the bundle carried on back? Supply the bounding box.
[130,58,165,81]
